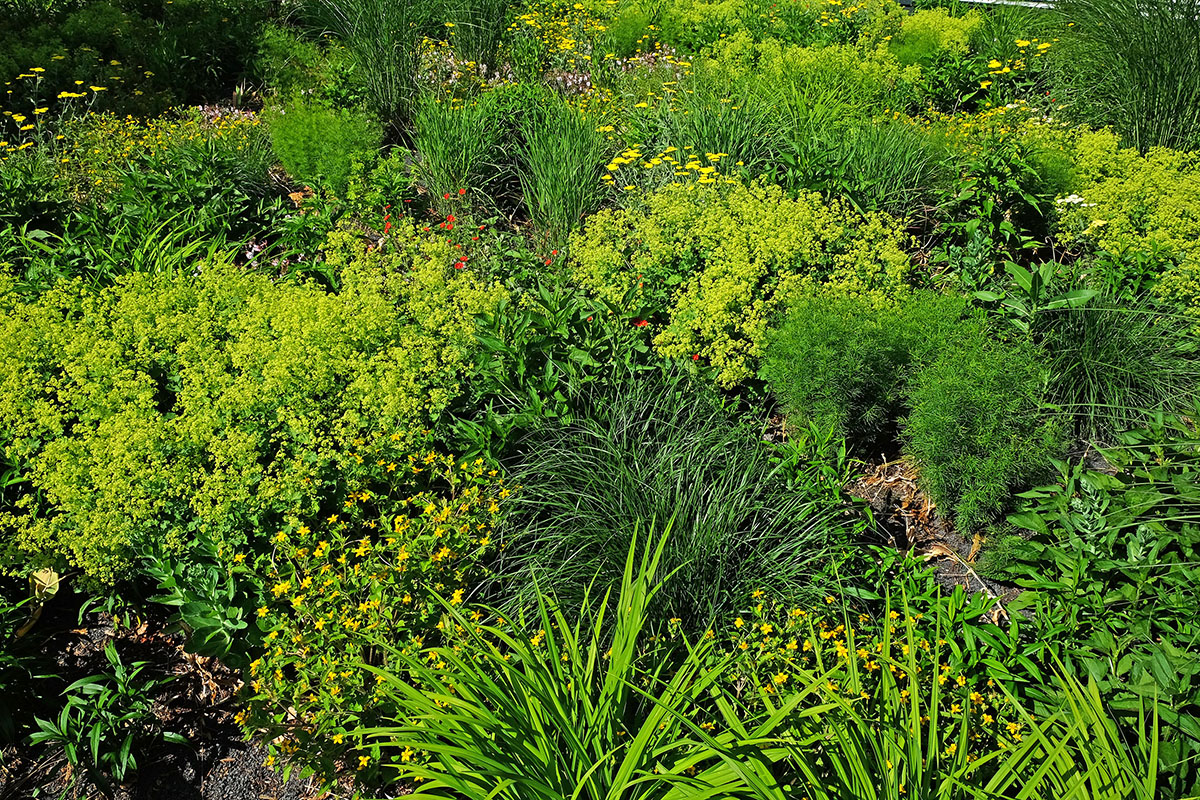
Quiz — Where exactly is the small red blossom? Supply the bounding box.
[443,193,451,199]
[633,318,649,327]
[458,188,467,195]
[692,353,700,361]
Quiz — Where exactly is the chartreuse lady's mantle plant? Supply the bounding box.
[0,222,506,585]
[571,179,912,387]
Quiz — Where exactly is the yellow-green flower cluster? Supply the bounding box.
[572,179,913,386]
[602,144,737,190]
[241,440,511,786]
[55,109,262,197]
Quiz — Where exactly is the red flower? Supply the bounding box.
[446,214,456,222]
[551,249,558,256]
[443,193,451,200]
[633,318,649,327]
[384,221,392,234]
[458,188,467,195]
[544,258,552,266]
[692,353,700,361]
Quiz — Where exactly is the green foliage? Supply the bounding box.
[760,291,968,446]
[661,63,774,174]
[443,0,509,67]
[29,641,182,787]
[0,224,507,584]
[1056,130,1200,320]
[903,327,1065,531]
[778,119,951,218]
[3,109,279,291]
[240,444,510,787]
[889,8,981,66]
[361,530,805,799]
[572,180,913,387]
[142,534,262,666]
[1034,296,1200,439]
[297,0,441,124]
[1005,421,1200,797]
[1054,0,1200,153]
[412,90,505,206]
[0,145,68,231]
[518,93,610,243]
[265,97,382,195]
[500,371,850,630]
[254,23,365,106]
[451,280,659,458]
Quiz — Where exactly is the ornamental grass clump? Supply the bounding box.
[518,93,611,244]
[499,372,848,632]
[1054,0,1200,153]
[358,530,807,800]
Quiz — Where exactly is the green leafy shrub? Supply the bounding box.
[265,97,382,195]
[0,223,507,584]
[760,291,969,445]
[254,23,365,105]
[500,371,849,630]
[1054,0,1200,152]
[1056,129,1200,320]
[903,328,1065,530]
[241,441,509,786]
[572,180,913,387]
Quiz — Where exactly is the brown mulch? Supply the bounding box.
[0,602,318,800]
[846,459,1021,620]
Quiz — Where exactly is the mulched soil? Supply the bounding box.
[846,458,1021,620]
[0,599,317,800]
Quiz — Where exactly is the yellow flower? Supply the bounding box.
[987,59,1002,69]
[90,86,107,92]
[332,733,344,744]
[1015,39,1030,47]
[980,81,992,89]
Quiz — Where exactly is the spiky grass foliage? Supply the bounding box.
[786,608,1160,800]
[359,530,810,800]
[1035,297,1200,440]
[412,90,505,204]
[518,94,611,244]
[661,68,774,174]
[499,373,845,631]
[442,0,508,67]
[1053,0,1200,152]
[296,0,441,124]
